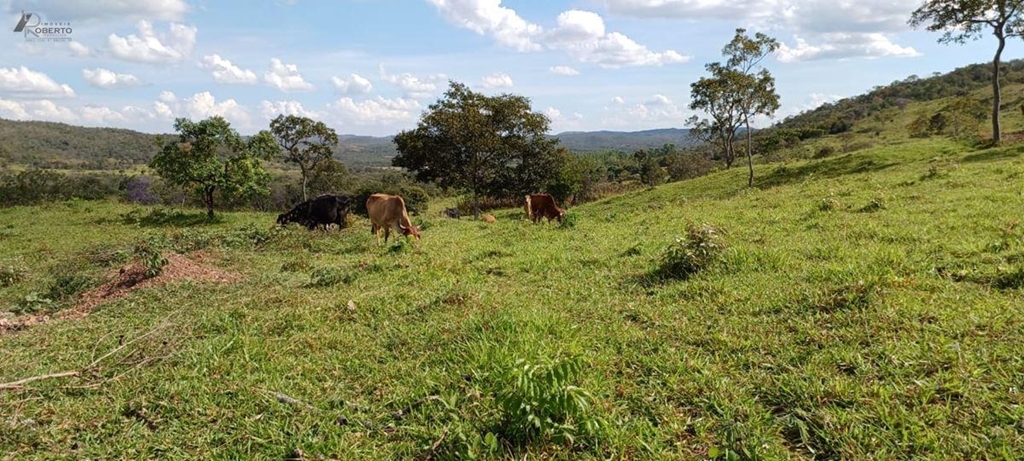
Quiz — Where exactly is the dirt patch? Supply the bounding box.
[0,252,241,334]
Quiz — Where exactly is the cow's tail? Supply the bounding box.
[524,195,532,221]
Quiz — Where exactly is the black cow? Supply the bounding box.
[277,194,352,230]
[442,207,460,219]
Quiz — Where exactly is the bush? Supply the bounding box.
[494,357,604,447]
[46,274,94,301]
[559,211,579,229]
[813,145,836,159]
[657,223,726,280]
[133,240,168,278]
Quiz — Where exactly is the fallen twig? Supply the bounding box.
[0,371,80,390]
[0,319,175,392]
[255,387,320,411]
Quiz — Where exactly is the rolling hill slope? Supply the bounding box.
[1,136,1022,458]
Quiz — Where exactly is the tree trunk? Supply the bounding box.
[204,186,215,220]
[992,32,1006,145]
[300,165,309,202]
[745,118,754,187]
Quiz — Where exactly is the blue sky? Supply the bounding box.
[0,0,1020,136]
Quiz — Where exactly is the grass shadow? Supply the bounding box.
[119,208,223,227]
[961,148,1022,163]
[757,153,898,190]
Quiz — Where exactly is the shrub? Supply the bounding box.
[9,293,54,315]
[494,357,605,447]
[657,223,727,280]
[813,145,836,159]
[133,240,168,278]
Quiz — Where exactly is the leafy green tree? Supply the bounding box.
[633,149,664,188]
[942,96,987,139]
[150,116,278,219]
[910,0,1024,144]
[393,81,558,218]
[688,28,780,187]
[306,158,351,197]
[270,114,339,201]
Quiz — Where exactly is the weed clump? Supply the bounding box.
[0,265,23,287]
[859,196,886,213]
[559,212,579,229]
[657,223,726,280]
[494,357,605,447]
[133,240,168,278]
[307,267,353,287]
[46,274,94,301]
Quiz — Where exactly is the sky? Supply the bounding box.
[0,0,1021,137]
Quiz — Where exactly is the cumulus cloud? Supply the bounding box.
[264,58,314,92]
[182,91,251,124]
[604,93,688,128]
[481,72,513,89]
[331,73,373,94]
[68,41,90,57]
[549,65,580,76]
[425,0,543,51]
[0,67,75,98]
[108,20,197,64]
[0,98,77,122]
[379,64,447,98]
[546,10,687,68]
[200,54,257,84]
[328,96,421,126]
[259,100,321,120]
[611,96,625,105]
[82,68,142,89]
[601,0,918,62]
[427,1,686,68]
[10,0,189,22]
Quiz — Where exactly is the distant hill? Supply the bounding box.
[0,119,698,170]
[553,128,695,152]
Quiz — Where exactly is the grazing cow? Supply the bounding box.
[366,193,420,244]
[277,194,352,230]
[483,214,496,223]
[525,193,565,223]
[442,207,461,219]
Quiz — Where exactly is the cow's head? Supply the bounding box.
[276,213,288,225]
[398,222,421,240]
[556,209,566,222]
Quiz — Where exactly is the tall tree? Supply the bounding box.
[270,114,339,201]
[150,116,278,219]
[910,0,1024,144]
[393,81,558,218]
[688,74,743,169]
[723,28,780,187]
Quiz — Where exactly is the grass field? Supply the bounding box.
[2,137,1024,459]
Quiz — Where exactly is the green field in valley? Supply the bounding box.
[2,137,1023,459]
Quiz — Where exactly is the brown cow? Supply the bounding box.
[525,193,565,223]
[366,193,420,244]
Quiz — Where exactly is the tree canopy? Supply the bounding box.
[393,81,560,217]
[150,116,278,219]
[270,114,339,201]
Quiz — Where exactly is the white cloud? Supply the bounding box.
[601,0,918,62]
[80,105,129,124]
[427,2,685,68]
[264,58,314,92]
[611,96,625,105]
[776,33,920,63]
[158,90,177,103]
[604,93,688,128]
[547,10,688,68]
[379,64,447,98]
[328,96,421,126]
[0,67,75,98]
[108,20,197,64]
[82,68,142,89]
[154,100,173,119]
[0,98,77,122]
[426,0,543,51]
[11,0,189,22]
[259,100,321,120]
[200,54,257,84]
[549,65,580,76]
[481,72,513,89]
[330,73,373,94]
[68,41,90,57]
[182,91,250,124]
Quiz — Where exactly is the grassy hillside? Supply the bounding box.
[2,137,1024,459]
